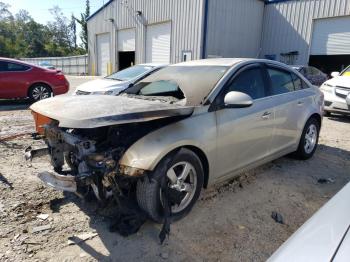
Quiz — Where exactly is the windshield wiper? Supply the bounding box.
[106,77,124,81]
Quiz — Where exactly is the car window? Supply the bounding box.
[225,67,266,100]
[310,67,321,75]
[106,65,153,81]
[291,73,308,90]
[340,66,350,76]
[299,68,307,76]
[139,80,180,96]
[267,68,294,95]
[0,61,30,72]
[126,65,229,106]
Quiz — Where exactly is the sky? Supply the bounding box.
[2,0,107,43]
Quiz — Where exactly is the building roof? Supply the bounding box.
[86,0,292,23]
[86,0,114,22]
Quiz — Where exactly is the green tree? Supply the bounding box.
[70,14,77,49]
[75,0,90,51]
[0,1,85,58]
[0,2,13,21]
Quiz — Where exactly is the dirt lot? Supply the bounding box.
[0,96,349,261]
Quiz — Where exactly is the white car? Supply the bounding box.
[269,182,350,262]
[320,65,350,116]
[74,63,167,96]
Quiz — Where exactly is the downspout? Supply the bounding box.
[201,0,209,59]
[257,1,266,59]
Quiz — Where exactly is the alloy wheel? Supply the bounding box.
[32,86,51,101]
[164,161,197,213]
[304,124,317,154]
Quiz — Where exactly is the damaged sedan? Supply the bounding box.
[27,58,324,234]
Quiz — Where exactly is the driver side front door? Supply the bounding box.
[213,64,276,181]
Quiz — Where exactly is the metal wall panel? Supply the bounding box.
[87,0,205,75]
[205,0,265,59]
[117,28,136,52]
[311,16,350,55]
[145,22,171,63]
[261,0,350,65]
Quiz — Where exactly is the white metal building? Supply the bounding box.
[87,0,264,75]
[261,0,350,74]
[87,0,350,76]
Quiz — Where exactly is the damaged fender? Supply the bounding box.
[119,109,216,178]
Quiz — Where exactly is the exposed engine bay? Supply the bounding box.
[26,115,187,242]
[27,116,183,200]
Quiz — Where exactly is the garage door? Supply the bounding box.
[118,29,136,51]
[96,33,110,76]
[311,16,350,55]
[146,22,171,63]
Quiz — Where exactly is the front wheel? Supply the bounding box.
[136,148,204,223]
[293,117,320,160]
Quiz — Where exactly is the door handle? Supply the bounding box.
[261,111,272,120]
[297,101,304,106]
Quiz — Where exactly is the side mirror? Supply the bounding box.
[331,72,340,78]
[224,91,253,108]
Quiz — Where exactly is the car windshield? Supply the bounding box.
[124,65,229,106]
[340,66,350,76]
[106,65,153,81]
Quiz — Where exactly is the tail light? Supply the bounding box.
[55,73,66,81]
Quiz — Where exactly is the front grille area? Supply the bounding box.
[76,90,91,95]
[335,87,350,99]
[324,101,332,107]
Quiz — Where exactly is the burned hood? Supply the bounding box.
[30,95,194,128]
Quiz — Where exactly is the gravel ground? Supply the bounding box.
[0,103,349,262]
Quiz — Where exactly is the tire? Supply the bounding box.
[293,117,320,160]
[136,148,204,223]
[29,84,52,102]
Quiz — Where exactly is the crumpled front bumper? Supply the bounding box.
[37,171,77,192]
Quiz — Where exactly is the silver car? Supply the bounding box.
[29,58,323,223]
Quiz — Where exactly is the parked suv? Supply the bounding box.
[0,57,69,101]
[320,65,350,116]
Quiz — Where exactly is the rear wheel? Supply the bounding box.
[293,117,320,160]
[136,148,204,223]
[29,84,52,101]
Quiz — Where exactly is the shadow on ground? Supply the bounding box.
[327,114,350,123]
[0,99,31,111]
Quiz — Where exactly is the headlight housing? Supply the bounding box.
[320,83,334,93]
[104,90,114,95]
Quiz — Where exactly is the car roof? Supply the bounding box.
[171,58,292,68]
[138,63,168,68]
[0,57,36,67]
[172,58,249,67]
